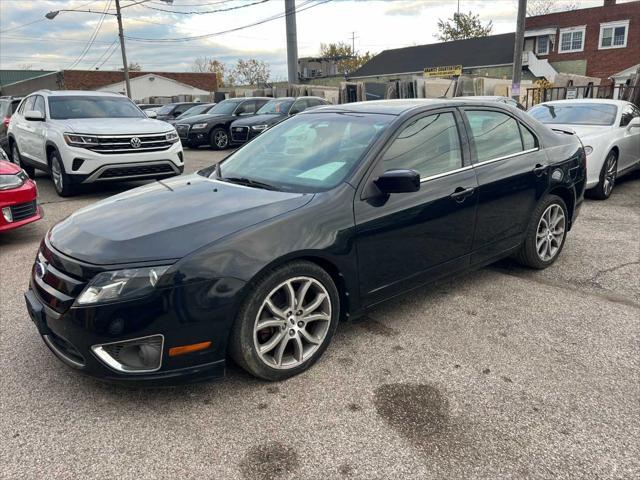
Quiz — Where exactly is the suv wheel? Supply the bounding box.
[228,261,339,381]
[210,127,229,150]
[49,150,75,197]
[515,194,568,269]
[11,143,35,178]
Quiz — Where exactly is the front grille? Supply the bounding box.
[10,200,37,221]
[98,164,175,179]
[176,124,190,139]
[32,242,88,314]
[84,134,173,154]
[231,126,249,142]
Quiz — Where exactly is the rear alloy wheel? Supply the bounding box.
[515,194,568,269]
[50,151,74,197]
[229,261,339,381]
[11,143,35,177]
[590,150,617,200]
[210,127,229,150]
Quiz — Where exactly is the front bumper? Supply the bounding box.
[177,126,210,147]
[0,180,42,232]
[230,126,261,145]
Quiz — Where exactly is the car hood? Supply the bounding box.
[49,174,313,265]
[178,113,232,125]
[54,117,174,135]
[547,123,611,140]
[0,159,21,174]
[232,114,285,127]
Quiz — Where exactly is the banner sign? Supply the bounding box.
[423,65,463,78]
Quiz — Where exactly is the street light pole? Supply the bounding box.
[114,0,131,98]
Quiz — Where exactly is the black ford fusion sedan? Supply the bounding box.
[25,99,586,384]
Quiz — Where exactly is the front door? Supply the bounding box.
[462,108,549,265]
[618,104,640,170]
[354,109,478,306]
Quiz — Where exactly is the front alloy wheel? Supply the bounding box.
[229,261,339,381]
[50,151,74,197]
[210,128,229,150]
[535,204,565,262]
[590,151,617,200]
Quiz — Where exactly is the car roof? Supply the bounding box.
[535,98,631,107]
[34,90,127,98]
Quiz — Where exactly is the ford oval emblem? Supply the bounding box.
[130,137,142,149]
[35,260,47,279]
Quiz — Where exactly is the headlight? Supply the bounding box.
[0,170,28,190]
[251,124,268,131]
[64,133,99,148]
[75,266,170,306]
[584,145,593,155]
[191,123,208,130]
[166,131,179,143]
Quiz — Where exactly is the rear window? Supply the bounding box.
[529,103,617,126]
[49,95,144,120]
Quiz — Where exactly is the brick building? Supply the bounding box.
[524,0,639,82]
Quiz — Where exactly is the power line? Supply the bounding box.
[66,0,113,69]
[140,0,269,15]
[0,0,101,34]
[96,40,121,69]
[125,0,331,43]
[90,38,119,69]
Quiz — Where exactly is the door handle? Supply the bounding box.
[450,186,475,202]
[533,164,548,176]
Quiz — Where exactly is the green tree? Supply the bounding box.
[435,11,493,42]
[319,41,373,75]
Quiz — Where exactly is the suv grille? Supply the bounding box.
[176,124,190,139]
[98,164,176,179]
[85,134,173,154]
[231,126,249,142]
[11,200,37,221]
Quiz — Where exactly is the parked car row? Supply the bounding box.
[25,98,594,384]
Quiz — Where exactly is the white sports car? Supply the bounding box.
[528,99,640,199]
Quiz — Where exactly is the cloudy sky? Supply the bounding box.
[0,0,618,79]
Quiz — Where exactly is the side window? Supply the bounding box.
[382,112,463,178]
[21,96,35,114]
[520,124,537,150]
[173,104,190,115]
[466,110,524,162]
[236,101,256,115]
[290,100,306,114]
[33,96,46,116]
[620,105,637,127]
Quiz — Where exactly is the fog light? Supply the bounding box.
[2,207,12,223]
[92,334,163,373]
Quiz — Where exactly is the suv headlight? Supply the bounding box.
[75,266,170,306]
[251,124,268,131]
[166,131,179,143]
[191,123,208,130]
[64,133,99,148]
[0,170,28,190]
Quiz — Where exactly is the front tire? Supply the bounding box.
[589,150,617,200]
[209,127,229,150]
[11,143,35,178]
[49,150,75,197]
[229,261,340,381]
[515,194,568,269]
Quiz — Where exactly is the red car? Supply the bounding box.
[0,152,42,232]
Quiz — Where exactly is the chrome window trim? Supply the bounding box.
[420,165,473,183]
[472,147,539,167]
[91,334,165,374]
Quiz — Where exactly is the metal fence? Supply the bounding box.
[524,84,640,108]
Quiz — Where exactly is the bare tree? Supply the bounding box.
[19,64,33,70]
[228,59,270,86]
[192,57,226,88]
[527,0,578,17]
[319,42,373,74]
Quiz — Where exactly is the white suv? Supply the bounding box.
[7,90,183,196]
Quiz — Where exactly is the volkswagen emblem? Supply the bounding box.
[130,137,142,149]
[35,259,47,279]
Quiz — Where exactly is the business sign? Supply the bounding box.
[566,87,577,99]
[423,65,463,78]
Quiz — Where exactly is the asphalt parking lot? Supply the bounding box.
[1,148,638,480]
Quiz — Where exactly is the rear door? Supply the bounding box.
[354,109,478,305]
[461,108,548,265]
[14,96,36,159]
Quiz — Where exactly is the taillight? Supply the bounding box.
[2,117,9,128]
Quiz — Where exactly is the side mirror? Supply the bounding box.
[25,110,45,122]
[146,110,157,118]
[374,169,421,194]
[627,117,640,129]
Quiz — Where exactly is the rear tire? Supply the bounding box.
[11,143,35,178]
[588,150,617,200]
[515,194,568,269]
[49,150,75,197]
[209,127,229,150]
[228,261,340,381]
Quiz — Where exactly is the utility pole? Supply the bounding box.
[284,0,298,85]
[114,0,131,98]
[350,31,356,53]
[511,0,527,102]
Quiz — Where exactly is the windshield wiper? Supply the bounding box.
[222,176,279,191]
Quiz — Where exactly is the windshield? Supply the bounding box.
[49,96,145,120]
[212,112,392,192]
[529,103,618,126]
[258,99,294,115]
[207,100,239,115]
[177,104,212,119]
[156,103,178,115]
